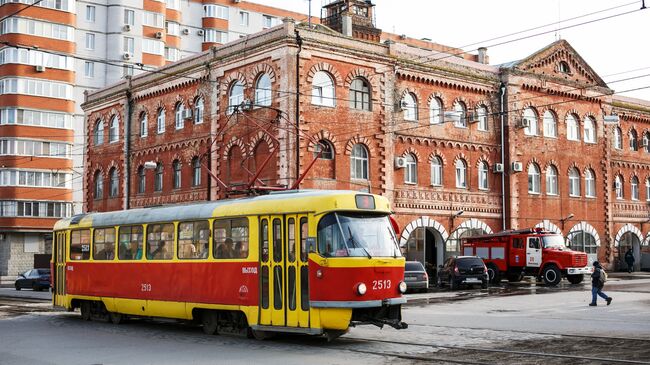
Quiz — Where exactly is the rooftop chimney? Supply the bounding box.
[478,47,488,64]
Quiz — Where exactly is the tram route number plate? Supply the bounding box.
[372,280,391,290]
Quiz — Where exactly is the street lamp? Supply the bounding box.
[560,213,574,230]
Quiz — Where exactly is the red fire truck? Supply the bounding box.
[461,228,591,286]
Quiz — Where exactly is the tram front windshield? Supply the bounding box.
[317,212,401,258]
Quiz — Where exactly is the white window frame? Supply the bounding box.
[568,168,580,197]
[140,113,147,137]
[429,97,442,125]
[404,154,417,184]
[631,176,639,201]
[528,164,540,194]
[614,127,622,149]
[477,106,488,131]
[157,109,165,134]
[194,98,204,124]
[311,71,335,107]
[85,32,95,50]
[546,165,558,195]
[350,144,369,180]
[175,103,184,129]
[583,116,596,143]
[543,110,557,137]
[124,9,135,26]
[239,11,249,26]
[109,115,119,143]
[478,161,488,190]
[566,114,579,141]
[255,74,272,107]
[84,61,94,78]
[585,169,596,198]
[431,157,442,186]
[455,159,467,188]
[453,101,467,128]
[523,107,538,136]
[228,81,244,114]
[615,176,623,199]
[85,5,96,22]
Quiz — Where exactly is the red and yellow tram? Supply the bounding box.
[52,190,407,339]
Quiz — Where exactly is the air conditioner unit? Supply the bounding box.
[123,24,131,32]
[394,157,407,169]
[182,28,189,35]
[35,65,46,72]
[182,108,193,119]
[517,118,530,129]
[511,161,523,172]
[493,163,504,173]
[155,31,164,39]
[123,52,132,60]
[197,29,205,36]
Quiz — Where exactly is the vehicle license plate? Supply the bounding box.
[405,276,417,281]
[465,278,480,283]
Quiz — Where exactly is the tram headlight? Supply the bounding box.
[356,282,367,296]
[398,281,407,294]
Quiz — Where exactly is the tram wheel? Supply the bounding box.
[80,301,91,321]
[202,311,218,335]
[248,328,272,340]
[109,312,123,325]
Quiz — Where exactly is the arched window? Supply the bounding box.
[528,163,540,194]
[350,144,368,180]
[477,105,488,131]
[523,107,538,136]
[228,81,245,114]
[404,154,417,184]
[631,176,639,200]
[644,132,650,153]
[583,116,596,143]
[566,114,579,141]
[255,74,272,107]
[175,102,185,129]
[546,165,558,195]
[453,100,467,128]
[568,167,580,197]
[630,129,639,151]
[93,120,104,145]
[157,108,165,134]
[192,157,201,186]
[137,165,145,194]
[478,161,488,190]
[455,159,467,188]
[543,110,557,137]
[139,112,148,137]
[172,160,181,189]
[615,175,623,199]
[613,127,622,149]
[349,77,370,111]
[558,61,570,74]
[311,71,334,107]
[431,156,443,186]
[109,116,119,142]
[194,97,204,124]
[93,170,103,199]
[154,162,163,191]
[585,169,595,198]
[402,93,417,122]
[314,139,334,160]
[568,231,597,256]
[109,167,118,197]
[429,97,443,124]
[646,178,650,201]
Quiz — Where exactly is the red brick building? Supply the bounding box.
[82,0,650,272]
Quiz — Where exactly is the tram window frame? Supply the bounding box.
[70,229,91,260]
[146,223,174,260]
[213,217,249,259]
[272,218,282,263]
[299,217,308,262]
[177,220,210,259]
[118,225,143,260]
[287,218,296,263]
[261,219,269,262]
[93,227,116,260]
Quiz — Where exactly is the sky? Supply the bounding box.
[249,0,650,101]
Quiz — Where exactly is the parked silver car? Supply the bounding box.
[404,261,429,292]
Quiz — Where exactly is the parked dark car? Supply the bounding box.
[437,256,488,290]
[15,268,51,291]
[404,261,428,292]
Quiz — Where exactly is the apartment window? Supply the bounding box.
[227,81,244,114]
[644,132,650,153]
[109,115,119,142]
[157,109,165,133]
[349,78,370,111]
[404,154,417,184]
[478,161,488,190]
[255,74,272,107]
[631,176,639,201]
[477,106,488,131]
[166,21,180,36]
[124,9,135,26]
[0,170,71,189]
[85,5,96,22]
[312,71,335,107]
[583,116,596,143]
[140,112,147,137]
[166,0,179,10]
[431,156,443,186]
[543,110,557,137]
[429,97,442,124]
[0,17,74,41]
[194,97,204,124]
[613,127,622,149]
[314,140,333,160]
[646,178,650,201]
[629,129,639,151]
[109,168,119,198]
[239,11,249,26]
[350,144,369,180]
[172,160,181,189]
[0,108,72,129]
[0,47,73,70]
[84,61,94,78]
[85,33,95,50]
[154,163,163,191]
[263,15,277,28]
[142,39,164,55]
[142,11,164,28]
[175,103,184,129]
[0,78,72,99]
[455,159,467,188]
[123,37,134,54]
[203,29,227,43]
[546,165,558,195]
[566,114,579,141]
[192,157,201,186]
[401,93,417,121]
[203,4,228,19]
[615,175,623,199]
[453,101,467,128]
[137,165,145,194]
[528,164,541,194]
[94,170,103,199]
[585,169,595,198]
[568,167,580,197]
[93,120,104,145]
[523,107,538,136]
[164,47,180,62]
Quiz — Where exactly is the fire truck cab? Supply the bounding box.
[461,228,591,286]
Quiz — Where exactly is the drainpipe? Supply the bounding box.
[124,83,133,210]
[294,30,303,189]
[499,83,507,230]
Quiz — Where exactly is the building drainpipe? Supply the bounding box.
[124,86,133,210]
[294,30,303,189]
[499,83,507,230]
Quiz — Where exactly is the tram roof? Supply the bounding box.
[54,190,390,230]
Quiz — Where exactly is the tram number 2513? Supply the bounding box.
[372,280,391,290]
[141,283,152,292]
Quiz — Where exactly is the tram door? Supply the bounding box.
[259,215,310,328]
[52,230,67,307]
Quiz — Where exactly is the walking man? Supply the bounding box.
[625,248,635,273]
[589,261,612,307]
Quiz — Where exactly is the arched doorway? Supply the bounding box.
[448,218,493,257]
[566,222,601,264]
[615,224,642,272]
[400,217,448,279]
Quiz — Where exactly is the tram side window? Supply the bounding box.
[299,217,308,262]
[118,225,143,260]
[70,229,91,260]
[146,223,174,260]
[93,227,115,260]
[178,221,210,259]
[213,218,249,259]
